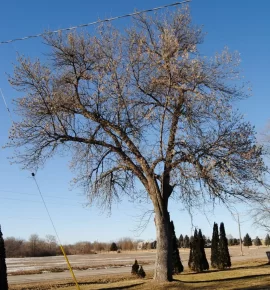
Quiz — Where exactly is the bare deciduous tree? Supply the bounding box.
[250,127,270,233]
[7,8,266,281]
[251,201,270,232]
[28,234,40,257]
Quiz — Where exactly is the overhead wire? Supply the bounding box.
[32,173,80,289]
[0,1,190,45]
[0,88,12,120]
[1,87,80,290]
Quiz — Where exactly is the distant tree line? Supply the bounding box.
[178,234,211,249]
[4,235,142,258]
[4,230,269,259]
[242,233,269,247]
[178,232,270,249]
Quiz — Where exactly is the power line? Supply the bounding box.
[31,173,80,290]
[0,1,190,45]
[0,89,13,120]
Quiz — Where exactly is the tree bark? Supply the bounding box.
[154,207,172,281]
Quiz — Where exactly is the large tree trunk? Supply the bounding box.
[154,207,172,281]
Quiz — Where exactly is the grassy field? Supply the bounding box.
[9,259,270,290]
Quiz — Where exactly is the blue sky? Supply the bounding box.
[0,0,270,244]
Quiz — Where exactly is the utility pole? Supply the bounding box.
[237,213,244,256]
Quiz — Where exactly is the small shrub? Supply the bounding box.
[138,265,146,278]
[131,259,139,275]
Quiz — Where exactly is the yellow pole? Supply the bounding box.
[60,245,81,290]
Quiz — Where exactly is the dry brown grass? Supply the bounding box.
[9,261,152,276]
[9,259,270,290]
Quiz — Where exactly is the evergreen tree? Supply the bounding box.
[228,238,234,246]
[198,229,209,270]
[110,242,118,251]
[183,235,190,248]
[234,238,239,245]
[189,229,208,272]
[219,222,231,269]
[0,226,8,290]
[131,259,139,275]
[179,234,184,248]
[211,222,219,269]
[202,235,207,245]
[170,221,183,274]
[243,234,252,247]
[265,234,270,246]
[189,236,194,247]
[188,230,196,270]
[254,236,262,247]
[138,265,146,278]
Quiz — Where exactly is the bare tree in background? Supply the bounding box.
[7,7,267,281]
[252,201,270,232]
[28,234,40,257]
[250,126,270,233]
[45,234,57,252]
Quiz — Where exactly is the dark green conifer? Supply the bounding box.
[0,225,8,290]
[243,233,252,247]
[170,221,183,274]
[183,235,190,248]
[179,234,184,248]
[198,229,209,270]
[188,233,194,269]
[254,236,262,247]
[265,234,270,246]
[188,229,201,272]
[219,222,231,269]
[211,222,219,268]
[189,228,209,272]
[228,238,234,246]
[189,235,194,247]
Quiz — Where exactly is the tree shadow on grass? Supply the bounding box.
[98,282,145,290]
[224,262,269,272]
[176,273,270,284]
[182,262,269,276]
